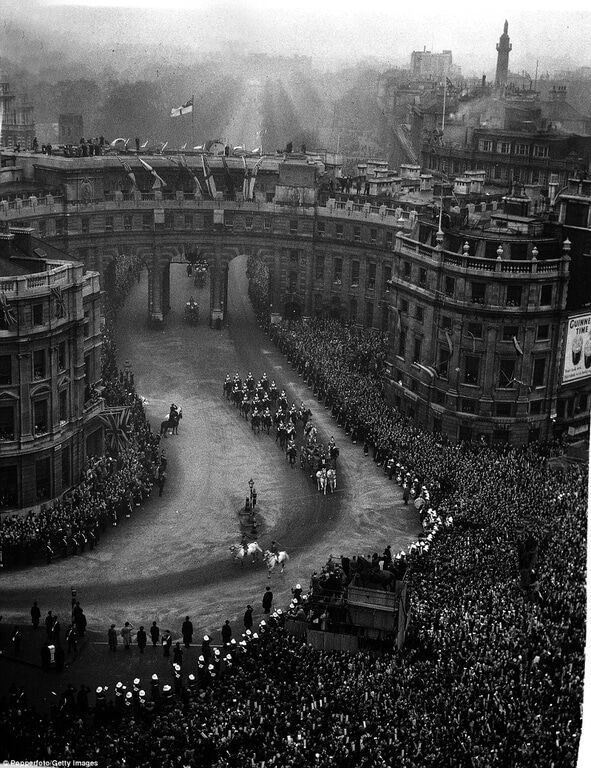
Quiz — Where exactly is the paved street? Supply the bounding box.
[0,256,419,645]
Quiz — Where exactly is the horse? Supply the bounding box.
[326,468,337,493]
[230,542,263,566]
[264,550,290,577]
[316,468,328,494]
[239,399,251,420]
[223,378,233,399]
[286,443,297,468]
[261,412,273,435]
[298,407,312,427]
[251,411,261,435]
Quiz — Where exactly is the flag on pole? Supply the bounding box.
[171,155,203,198]
[201,154,217,198]
[117,156,137,190]
[512,336,524,356]
[138,156,167,189]
[170,98,193,118]
[221,154,236,200]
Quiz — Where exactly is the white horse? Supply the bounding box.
[326,468,337,493]
[230,541,263,566]
[263,550,290,577]
[316,469,327,494]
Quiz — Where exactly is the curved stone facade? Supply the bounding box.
[0,153,583,446]
[0,258,103,509]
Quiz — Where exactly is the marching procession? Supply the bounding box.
[223,371,339,495]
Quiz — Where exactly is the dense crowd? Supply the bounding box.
[0,327,161,568]
[0,318,586,766]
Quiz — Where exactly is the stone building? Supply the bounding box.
[0,227,103,509]
[0,148,587,446]
[0,77,35,150]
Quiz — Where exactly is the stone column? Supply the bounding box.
[162,262,171,316]
[148,255,164,327]
[210,247,224,329]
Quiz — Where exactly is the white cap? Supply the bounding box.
[151,674,158,681]
[133,678,140,686]
[126,692,133,700]
[162,685,172,693]
[96,687,103,694]
[203,635,210,642]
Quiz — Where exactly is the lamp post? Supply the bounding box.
[248,478,254,500]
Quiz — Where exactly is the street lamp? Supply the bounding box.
[248,478,254,499]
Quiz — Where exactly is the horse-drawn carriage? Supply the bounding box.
[184,299,200,325]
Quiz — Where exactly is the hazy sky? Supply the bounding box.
[5,0,591,75]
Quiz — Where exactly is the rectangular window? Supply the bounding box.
[317,221,325,237]
[415,305,424,323]
[464,355,480,385]
[288,271,298,293]
[353,226,361,242]
[506,285,522,307]
[365,302,374,327]
[479,139,493,152]
[383,264,392,291]
[498,358,515,388]
[438,347,450,378]
[84,310,90,338]
[289,250,299,263]
[441,315,452,330]
[370,228,377,244]
[105,216,114,232]
[38,219,46,237]
[530,400,543,415]
[495,402,513,417]
[515,144,529,156]
[536,324,549,341]
[461,398,477,414]
[289,220,298,234]
[532,357,547,388]
[445,276,455,297]
[264,218,271,231]
[398,329,406,359]
[81,217,90,234]
[185,214,194,230]
[0,355,11,385]
[403,261,411,278]
[533,145,549,158]
[419,268,427,287]
[124,215,132,231]
[0,405,15,440]
[336,223,343,239]
[540,284,553,306]
[349,298,357,322]
[381,305,389,331]
[467,322,482,338]
[502,325,519,341]
[333,258,342,284]
[55,218,64,236]
[386,231,393,247]
[59,389,68,423]
[244,216,253,230]
[32,303,43,325]
[315,254,324,280]
[400,298,409,313]
[471,282,486,304]
[413,337,422,363]
[142,213,152,231]
[165,212,174,230]
[367,263,376,291]
[33,350,46,380]
[34,399,48,434]
[498,141,511,154]
[351,261,360,287]
[58,342,67,372]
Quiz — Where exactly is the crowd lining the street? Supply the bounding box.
[0,318,586,766]
[0,325,161,568]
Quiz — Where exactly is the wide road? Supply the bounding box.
[0,256,419,640]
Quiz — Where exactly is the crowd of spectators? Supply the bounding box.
[0,318,586,766]
[0,326,160,568]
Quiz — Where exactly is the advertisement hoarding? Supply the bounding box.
[562,312,591,384]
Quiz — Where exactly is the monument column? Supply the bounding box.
[270,251,283,324]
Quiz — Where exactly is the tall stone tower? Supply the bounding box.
[495,20,512,86]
